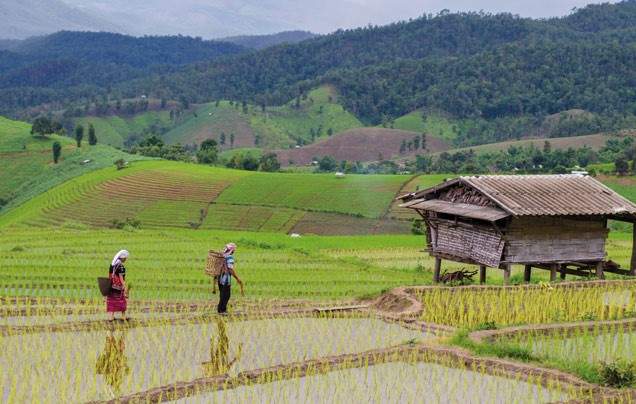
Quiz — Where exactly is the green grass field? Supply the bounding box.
[164,86,363,149]
[392,111,458,141]
[0,227,431,300]
[75,111,173,148]
[442,133,614,156]
[215,171,407,218]
[0,227,633,301]
[0,117,146,213]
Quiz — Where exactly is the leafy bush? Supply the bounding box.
[114,159,127,170]
[111,218,141,230]
[411,219,425,235]
[599,361,636,388]
[473,321,498,331]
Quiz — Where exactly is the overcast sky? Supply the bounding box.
[346,0,620,28]
[58,0,620,38]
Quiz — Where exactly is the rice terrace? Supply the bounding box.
[4,1,636,403]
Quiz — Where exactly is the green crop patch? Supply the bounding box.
[163,86,363,150]
[0,161,250,229]
[75,111,173,148]
[215,171,407,219]
[201,204,305,233]
[0,116,146,213]
[393,111,458,141]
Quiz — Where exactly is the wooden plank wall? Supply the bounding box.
[504,216,608,263]
[431,221,504,267]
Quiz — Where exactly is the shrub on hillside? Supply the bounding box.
[52,141,62,164]
[258,153,280,172]
[111,218,141,230]
[114,159,127,170]
[31,117,62,137]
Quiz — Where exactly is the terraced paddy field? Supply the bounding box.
[175,361,578,404]
[1,226,635,401]
[0,160,414,234]
[0,313,427,402]
[0,294,604,404]
[508,324,636,380]
[418,281,636,328]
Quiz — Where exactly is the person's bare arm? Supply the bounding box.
[120,275,128,297]
[230,268,244,295]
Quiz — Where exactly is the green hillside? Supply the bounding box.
[392,111,458,141]
[0,116,145,213]
[74,110,172,148]
[444,133,615,155]
[0,159,411,234]
[164,86,363,149]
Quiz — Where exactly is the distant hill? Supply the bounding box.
[0,116,144,212]
[273,128,449,166]
[3,3,636,149]
[0,0,122,39]
[222,31,317,49]
[0,31,245,101]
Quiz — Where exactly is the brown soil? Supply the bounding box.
[273,127,449,166]
[597,174,636,186]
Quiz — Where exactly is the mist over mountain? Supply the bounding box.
[2,0,620,40]
[0,0,122,39]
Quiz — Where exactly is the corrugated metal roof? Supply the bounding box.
[461,174,636,216]
[402,199,510,221]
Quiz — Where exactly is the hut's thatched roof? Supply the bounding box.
[401,174,636,218]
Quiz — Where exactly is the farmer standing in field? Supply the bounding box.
[217,243,244,314]
[107,250,129,321]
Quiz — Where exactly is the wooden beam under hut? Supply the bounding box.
[433,257,442,284]
[631,224,636,276]
[502,264,511,285]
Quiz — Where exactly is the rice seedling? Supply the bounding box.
[419,282,636,328]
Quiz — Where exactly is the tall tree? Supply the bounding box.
[52,141,62,164]
[220,132,226,145]
[31,117,60,137]
[88,124,97,145]
[75,125,84,147]
[615,157,629,176]
[230,133,235,147]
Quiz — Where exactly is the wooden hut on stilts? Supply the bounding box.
[399,174,636,284]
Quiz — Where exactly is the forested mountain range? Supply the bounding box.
[2,1,636,146]
[221,31,317,49]
[0,32,246,111]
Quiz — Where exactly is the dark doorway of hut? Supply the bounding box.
[401,175,636,285]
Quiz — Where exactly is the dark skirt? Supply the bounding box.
[106,291,127,312]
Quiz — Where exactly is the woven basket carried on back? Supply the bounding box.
[97,277,111,296]
[205,250,227,277]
